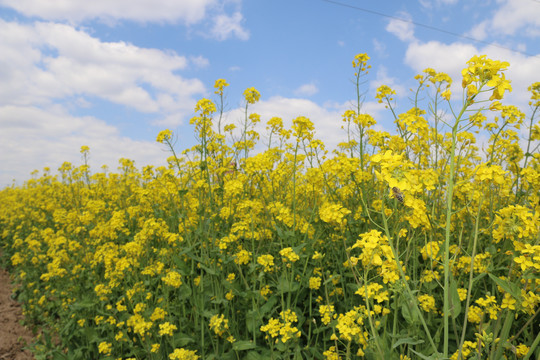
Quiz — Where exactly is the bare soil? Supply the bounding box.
[0,268,34,360]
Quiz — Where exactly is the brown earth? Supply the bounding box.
[0,268,34,360]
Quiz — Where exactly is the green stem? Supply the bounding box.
[491,310,514,360]
[380,201,437,354]
[523,330,540,360]
[457,197,483,360]
[291,143,299,233]
[362,270,384,358]
[443,103,468,357]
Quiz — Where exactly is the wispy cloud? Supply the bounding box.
[211,12,250,40]
[0,0,215,24]
[294,82,319,97]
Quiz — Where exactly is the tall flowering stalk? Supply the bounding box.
[443,55,512,357]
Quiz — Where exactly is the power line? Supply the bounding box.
[322,0,539,58]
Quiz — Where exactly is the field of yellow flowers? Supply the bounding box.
[1,54,539,360]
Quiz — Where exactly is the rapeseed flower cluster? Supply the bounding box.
[260,309,301,344]
[209,314,229,337]
[0,54,538,360]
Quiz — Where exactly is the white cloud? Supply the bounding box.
[372,38,387,56]
[0,19,211,185]
[294,83,319,97]
[419,0,459,9]
[468,22,488,41]
[403,40,540,110]
[210,12,250,41]
[386,12,415,42]
[370,66,408,100]
[190,55,210,68]
[220,96,386,153]
[0,0,251,41]
[404,41,478,76]
[0,0,216,24]
[224,97,347,151]
[404,41,481,104]
[0,105,167,187]
[0,19,205,119]
[473,0,540,38]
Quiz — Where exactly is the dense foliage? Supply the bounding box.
[1,54,539,360]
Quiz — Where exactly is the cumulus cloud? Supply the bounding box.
[404,41,478,76]
[0,19,209,185]
[403,40,540,109]
[0,0,251,41]
[386,12,415,42]
[471,0,540,38]
[220,96,386,153]
[0,105,167,187]
[0,19,205,118]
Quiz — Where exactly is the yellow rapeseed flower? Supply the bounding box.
[279,247,299,263]
[159,322,177,336]
[162,270,182,288]
[209,314,229,337]
[98,342,112,356]
[169,348,199,360]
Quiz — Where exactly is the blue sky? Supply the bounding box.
[1,0,539,186]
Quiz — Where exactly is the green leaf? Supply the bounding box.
[244,351,265,360]
[276,341,289,352]
[392,336,425,349]
[409,349,445,360]
[259,296,278,316]
[172,251,194,273]
[450,276,462,320]
[488,273,521,299]
[401,301,414,324]
[178,189,189,197]
[70,298,97,310]
[292,243,306,254]
[51,352,69,360]
[232,340,257,351]
[246,310,261,334]
[277,274,300,293]
[472,272,487,283]
[179,283,192,299]
[175,333,195,347]
[400,293,420,325]
[83,326,99,343]
[198,263,217,275]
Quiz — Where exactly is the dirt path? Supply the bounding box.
[0,268,34,360]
